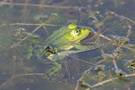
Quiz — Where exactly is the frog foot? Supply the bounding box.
[45,62,61,80]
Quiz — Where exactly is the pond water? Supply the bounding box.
[0,0,135,90]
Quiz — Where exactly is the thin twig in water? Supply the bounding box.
[10,25,42,48]
[0,73,47,88]
[0,1,82,9]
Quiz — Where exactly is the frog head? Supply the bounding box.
[67,23,91,43]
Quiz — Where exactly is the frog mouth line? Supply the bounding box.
[81,30,94,40]
[80,30,99,45]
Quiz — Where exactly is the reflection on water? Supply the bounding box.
[0,0,135,90]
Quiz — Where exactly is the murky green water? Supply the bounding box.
[0,0,135,90]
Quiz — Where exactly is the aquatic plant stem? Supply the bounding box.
[0,1,82,9]
[10,25,43,48]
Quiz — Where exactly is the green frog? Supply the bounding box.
[42,23,102,78]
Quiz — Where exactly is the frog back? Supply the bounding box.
[43,27,74,50]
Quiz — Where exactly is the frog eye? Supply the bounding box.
[68,23,78,29]
[73,29,80,36]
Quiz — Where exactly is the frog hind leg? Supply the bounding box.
[45,61,61,80]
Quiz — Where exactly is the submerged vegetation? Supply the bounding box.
[0,0,135,90]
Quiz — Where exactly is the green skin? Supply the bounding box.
[44,23,90,50]
[42,24,102,77]
[43,23,101,60]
